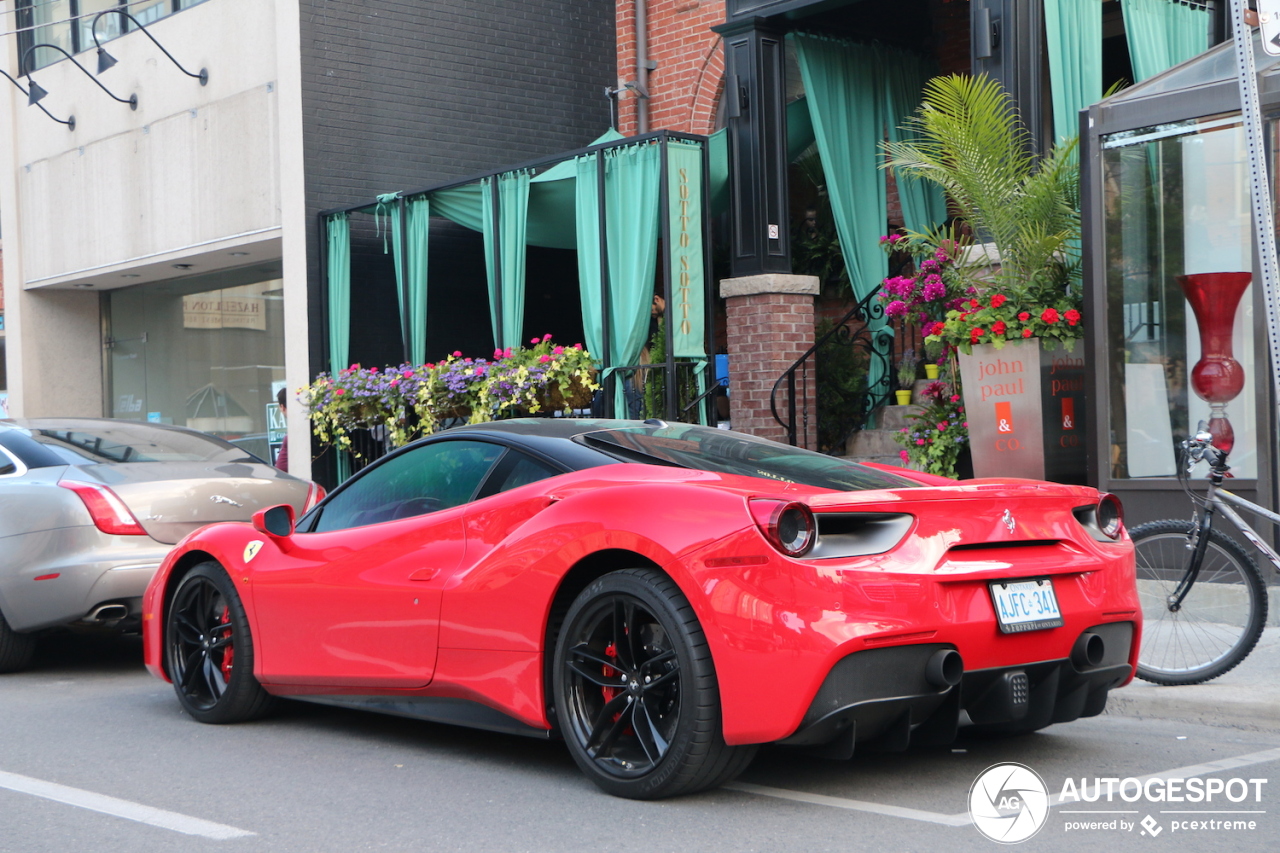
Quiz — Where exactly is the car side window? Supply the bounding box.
[491,452,560,494]
[311,440,503,532]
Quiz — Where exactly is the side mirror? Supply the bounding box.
[252,504,296,538]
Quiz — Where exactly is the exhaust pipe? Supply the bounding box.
[86,603,129,622]
[925,649,964,687]
[1072,632,1105,669]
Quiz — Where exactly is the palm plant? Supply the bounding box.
[882,73,1081,308]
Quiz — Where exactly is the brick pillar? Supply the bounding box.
[721,274,819,449]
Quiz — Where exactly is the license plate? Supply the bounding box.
[989,578,1063,633]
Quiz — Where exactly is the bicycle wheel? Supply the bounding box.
[1131,519,1268,685]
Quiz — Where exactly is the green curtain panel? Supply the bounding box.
[430,183,485,232]
[1044,0,1102,141]
[326,213,351,373]
[666,141,706,361]
[375,194,431,365]
[481,171,531,350]
[793,34,891,392]
[883,53,946,234]
[574,144,661,413]
[1122,0,1209,82]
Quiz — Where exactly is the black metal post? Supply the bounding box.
[700,137,716,426]
[713,18,789,277]
[318,213,331,373]
[397,195,411,364]
[659,136,677,421]
[597,153,613,417]
[490,176,503,351]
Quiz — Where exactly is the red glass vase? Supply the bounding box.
[1178,272,1251,455]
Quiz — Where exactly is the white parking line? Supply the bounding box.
[727,745,1280,826]
[0,770,255,840]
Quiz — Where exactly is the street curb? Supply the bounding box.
[1104,688,1280,733]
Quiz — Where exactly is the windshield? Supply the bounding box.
[20,422,262,464]
[576,424,919,492]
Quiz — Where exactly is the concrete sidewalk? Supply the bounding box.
[1107,626,1280,732]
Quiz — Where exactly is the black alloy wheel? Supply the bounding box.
[553,569,756,799]
[167,562,276,724]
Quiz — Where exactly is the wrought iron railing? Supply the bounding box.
[771,284,932,453]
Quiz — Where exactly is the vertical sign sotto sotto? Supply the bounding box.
[667,141,705,359]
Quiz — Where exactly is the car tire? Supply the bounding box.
[166,561,277,724]
[0,609,37,673]
[553,568,756,799]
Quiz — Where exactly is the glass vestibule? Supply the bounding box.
[1101,115,1259,480]
[107,274,286,462]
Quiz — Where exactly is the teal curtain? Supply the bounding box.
[1045,0,1102,141]
[793,34,891,392]
[573,143,661,413]
[1121,0,1209,82]
[430,183,485,231]
[375,194,429,365]
[326,213,351,373]
[667,141,709,424]
[883,53,946,234]
[481,171,530,350]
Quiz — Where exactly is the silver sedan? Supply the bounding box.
[0,418,321,672]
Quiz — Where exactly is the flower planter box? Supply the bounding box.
[956,338,1087,483]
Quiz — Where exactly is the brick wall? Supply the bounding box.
[299,0,616,374]
[724,290,818,448]
[617,0,725,135]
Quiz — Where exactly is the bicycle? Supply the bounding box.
[1131,427,1275,685]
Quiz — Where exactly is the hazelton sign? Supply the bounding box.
[957,338,1088,483]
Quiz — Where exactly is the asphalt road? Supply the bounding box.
[2,633,1279,853]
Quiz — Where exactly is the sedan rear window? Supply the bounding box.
[20,423,259,464]
[576,424,920,492]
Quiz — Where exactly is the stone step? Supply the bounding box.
[876,404,924,430]
[844,428,903,458]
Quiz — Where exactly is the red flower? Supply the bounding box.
[1065,309,1081,326]
[1022,328,1033,338]
[992,320,1007,336]
[1018,312,1030,322]
[990,294,1007,308]
[1041,308,1060,324]
[950,394,961,403]
[968,299,980,309]
[929,321,946,337]
[970,327,984,343]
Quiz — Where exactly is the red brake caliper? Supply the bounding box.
[218,605,234,681]
[601,643,618,706]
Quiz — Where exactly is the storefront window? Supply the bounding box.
[107,277,285,462]
[1102,116,1258,479]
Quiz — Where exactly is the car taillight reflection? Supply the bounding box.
[58,478,148,536]
[303,482,326,513]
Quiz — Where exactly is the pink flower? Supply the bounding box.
[403,371,414,379]
[476,365,486,374]
[901,427,910,433]
[494,349,503,359]
[553,346,564,354]
[539,354,552,363]
[938,422,948,431]
[884,300,908,317]
[950,394,961,403]
[425,362,435,369]
[335,389,345,396]
[531,337,540,344]
[899,450,910,463]
[963,422,969,428]
[452,351,462,357]
[390,378,400,386]
[916,439,926,446]
[574,343,583,350]
[543,333,553,342]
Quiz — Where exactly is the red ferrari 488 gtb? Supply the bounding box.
[143,419,1138,799]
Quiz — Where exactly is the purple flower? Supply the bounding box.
[884,300,908,317]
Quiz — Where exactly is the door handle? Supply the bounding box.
[409,568,439,582]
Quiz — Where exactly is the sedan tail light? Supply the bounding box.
[749,499,816,558]
[303,482,326,513]
[58,478,147,536]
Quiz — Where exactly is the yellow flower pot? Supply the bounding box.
[924,364,939,380]
[895,389,913,405]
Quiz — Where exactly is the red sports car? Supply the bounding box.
[142,419,1138,799]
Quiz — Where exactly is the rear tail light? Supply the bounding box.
[303,482,326,513]
[1097,493,1124,539]
[749,499,816,557]
[58,478,147,536]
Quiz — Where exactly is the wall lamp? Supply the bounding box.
[93,10,208,85]
[21,44,137,110]
[1,69,74,129]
